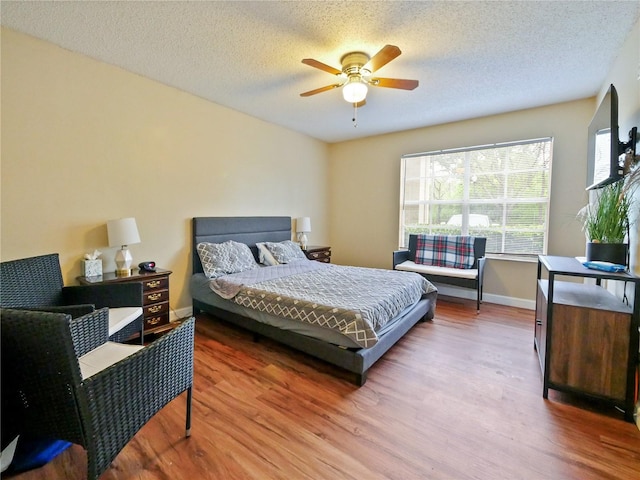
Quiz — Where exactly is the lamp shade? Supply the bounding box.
[296,217,311,233]
[107,218,141,247]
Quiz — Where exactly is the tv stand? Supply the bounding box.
[534,255,639,422]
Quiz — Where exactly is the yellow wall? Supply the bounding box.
[3,18,637,312]
[328,99,595,304]
[1,29,329,314]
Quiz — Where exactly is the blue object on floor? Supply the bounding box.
[6,438,71,474]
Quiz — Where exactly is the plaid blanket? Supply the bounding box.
[415,235,475,269]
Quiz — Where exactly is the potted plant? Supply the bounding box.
[578,179,631,265]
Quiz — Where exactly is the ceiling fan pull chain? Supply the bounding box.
[352,103,358,128]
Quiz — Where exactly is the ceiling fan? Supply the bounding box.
[300,45,419,105]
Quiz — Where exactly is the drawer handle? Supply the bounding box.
[146,280,161,289]
[148,316,162,325]
[148,305,163,314]
[536,320,542,326]
[147,293,162,301]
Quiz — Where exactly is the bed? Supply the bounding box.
[190,216,437,385]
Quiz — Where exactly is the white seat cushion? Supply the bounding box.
[108,307,142,336]
[396,260,478,280]
[79,341,144,379]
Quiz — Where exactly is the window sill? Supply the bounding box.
[485,254,538,263]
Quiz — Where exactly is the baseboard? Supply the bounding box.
[433,284,535,310]
[171,306,193,321]
[172,288,535,322]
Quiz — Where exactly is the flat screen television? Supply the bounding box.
[586,84,637,190]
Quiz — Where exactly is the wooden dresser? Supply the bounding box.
[535,255,639,422]
[78,268,173,336]
[303,245,331,263]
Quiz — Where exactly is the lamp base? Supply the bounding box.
[115,268,132,277]
[114,247,133,276]
[297,232,308,250]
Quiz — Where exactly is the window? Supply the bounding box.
[399,138,553,255]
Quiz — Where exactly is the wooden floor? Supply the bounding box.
[9,298,640,479]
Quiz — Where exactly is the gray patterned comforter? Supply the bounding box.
[208,261,435,348]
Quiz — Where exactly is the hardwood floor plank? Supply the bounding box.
[7,299,640,479]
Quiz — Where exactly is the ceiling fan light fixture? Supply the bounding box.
[342,77,368,103]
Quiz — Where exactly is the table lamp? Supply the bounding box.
[296,217,311,250]
[107,217,141,276]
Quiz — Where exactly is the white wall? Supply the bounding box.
[599,18,640,275]
[599,16,640,424]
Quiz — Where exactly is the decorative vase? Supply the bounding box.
[585,242,628,266]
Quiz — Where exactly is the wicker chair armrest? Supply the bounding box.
[477,256,486,284]
[69,308,110,358]
[393,249,411,268]
[25,304,96,318]
[63,283,143,309]
[78,317,195,478]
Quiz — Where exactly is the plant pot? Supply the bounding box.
[585,242,628,266]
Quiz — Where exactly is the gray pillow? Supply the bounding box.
[262,240,308,264]
[197,240,258,278]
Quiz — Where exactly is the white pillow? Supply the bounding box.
[262,240,308,264]
[256,242,279,266]
[197,240,258,278]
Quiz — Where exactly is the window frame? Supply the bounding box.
[399,137,553,256]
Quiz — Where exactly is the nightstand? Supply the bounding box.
[303,245,331,263]
[77,268,173,337]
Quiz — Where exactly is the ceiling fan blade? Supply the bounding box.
[370,77,419,90]
[301,58,342,76]
[363,45,401,73]
[300,84,341,97]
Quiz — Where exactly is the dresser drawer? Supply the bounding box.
[77,268,172,339]
[307,250,331,260]
[141,276,169,292]
[143,289,169,306]
[305,247,331,263]
[144,311,170,331]
[144,301,168,317]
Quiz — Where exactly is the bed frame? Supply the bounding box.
[191,216,436,385]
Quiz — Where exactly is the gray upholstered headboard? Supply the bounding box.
[192,216,292,274]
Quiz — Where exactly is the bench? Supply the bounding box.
[393,235,487,311]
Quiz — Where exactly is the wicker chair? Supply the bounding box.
[0,253,143,342]
[1,307,195,479]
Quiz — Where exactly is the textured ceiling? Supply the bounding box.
[2,1,639,143]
